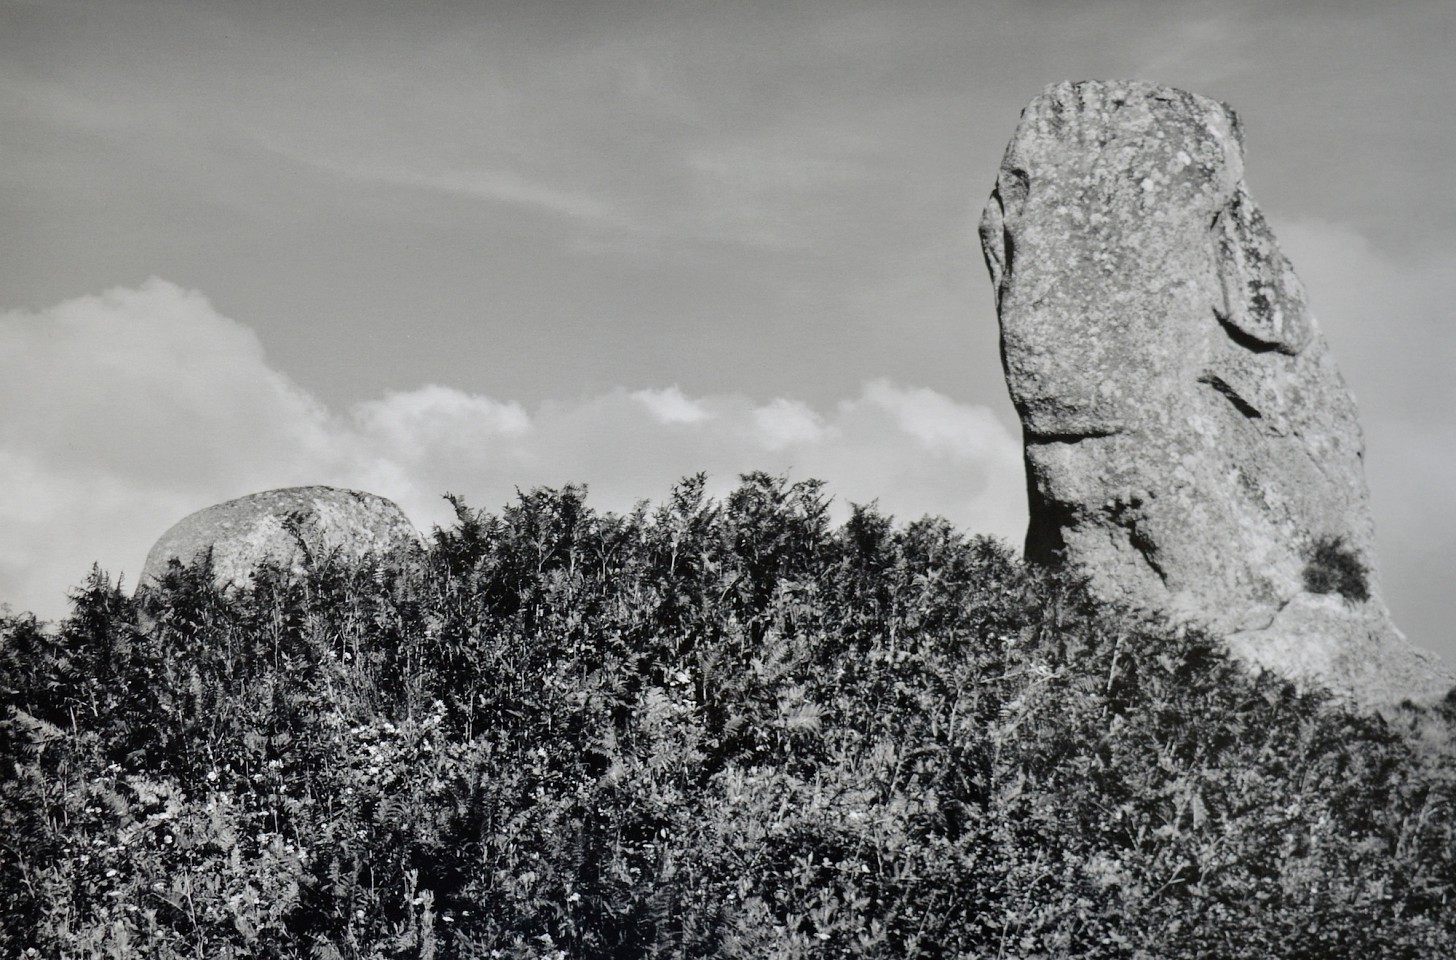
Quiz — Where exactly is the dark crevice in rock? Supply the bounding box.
[1001,230,1018,286]
[1213,308,1282,354]
[999,167,1030,218]
[1025,427,1119,445]
[1024,473,1071,566]
[1199,373,1262,419]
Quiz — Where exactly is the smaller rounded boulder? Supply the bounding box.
[137,486,422,593]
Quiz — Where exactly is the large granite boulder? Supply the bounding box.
[979,79,1451,705]
[138,486,421,593]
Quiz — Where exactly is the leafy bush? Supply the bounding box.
[3,473,1454,958]
[1303,535,1371,603]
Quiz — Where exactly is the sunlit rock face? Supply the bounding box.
[138,486,421,593]
[980,79,1450,706]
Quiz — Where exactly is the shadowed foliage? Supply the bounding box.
[3,474,1454,958]
[1304,534,1372,604]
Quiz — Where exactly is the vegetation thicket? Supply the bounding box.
[3,473,1455,959]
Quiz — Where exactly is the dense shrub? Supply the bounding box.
[1303,535,1372,603]
[3,473,1454,958]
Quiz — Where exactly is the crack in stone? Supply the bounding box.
[1199,373,1262,420]
[1227,595,1298,636]
[1025,427,1120,445]
[1128,528,1168,586]
[1213,307,1282,354]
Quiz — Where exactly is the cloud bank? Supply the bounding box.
[0,280,1026,623]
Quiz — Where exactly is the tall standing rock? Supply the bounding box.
[137,486,421,594]
[979,79,1450,705]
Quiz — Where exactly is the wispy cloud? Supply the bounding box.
[252,129,623,223]
[0,73,138,136]
[367,165,619,222]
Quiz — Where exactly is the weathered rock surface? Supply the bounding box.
[138,486,421,593]
[980,79,1451,705]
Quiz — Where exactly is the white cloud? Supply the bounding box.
[0,281,1026,624]
[0,279,354,616]
[855,381,1010,460]
[354,385,530,457]
[0,278,343,490]
[753,398,828,449]
[631,386,714,425]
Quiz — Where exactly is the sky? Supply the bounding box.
[2,0,1453,663]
